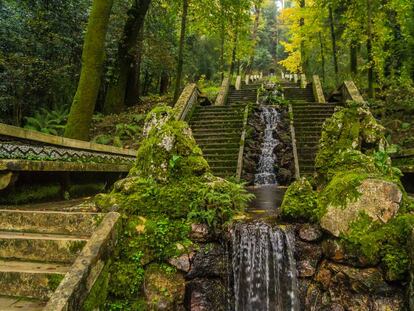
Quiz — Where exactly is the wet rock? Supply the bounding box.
[298,224,323,242]
[186,278,227,311]
[321,239,376,267]
[190,224,211,242]
[318,262,394,295]
[296,241,322,278]
[186,243,227,279]
[320,179,402,237]
[144,264,185,310]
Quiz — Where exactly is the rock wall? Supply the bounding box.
[294,223,406,310]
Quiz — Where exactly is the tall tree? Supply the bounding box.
[103,0,151,114]
[65,0,114,140]
[173,0,189,102]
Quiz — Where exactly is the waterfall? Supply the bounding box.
[255,107,280,185]
[231,222,299,311]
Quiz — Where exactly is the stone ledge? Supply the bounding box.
[0,159,132,173]
[44,212,120,311]
[0,123,136,157]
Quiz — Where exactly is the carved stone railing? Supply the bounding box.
[328,80,365,103]
[174,83,201,121]
[215,77,231,106]
[0,123,136,181]
[312,75,326,103]
[236,105,250,181]
[45,212,120,311]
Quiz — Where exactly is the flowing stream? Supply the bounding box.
[230,105,299,310]
[254,107,280,185]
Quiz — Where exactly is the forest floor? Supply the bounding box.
[90,95,173,149]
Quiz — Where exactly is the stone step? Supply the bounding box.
[192,112,244,118]
[191,125,242,131]
[0,260,69,300]
[192,129,241,135]
[193,133,240,139]
[198,142,240,149]
[196,138,240,145]
[204,154,237,160]
[208,159,238,166]
[0,210,101,236]
[201,148,240,154]
[0,296,46,311]
[192,117,243,122]
[0,231,87,263]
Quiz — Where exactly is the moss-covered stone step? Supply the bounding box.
[192,114,243,120]
[0,210,102,236]
[0,231,87,263]
[190,120,243,125]
[204,154,238,161]
[0,260,69,300]
[201,148,240,155]
[195,138,240,145]
[0,296,46,310]
[193,132,240,138]
[196,143,240,150]
[191,126,242,132]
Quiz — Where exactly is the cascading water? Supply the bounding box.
[229,102,299,310]
[231,222,299,311]
[254,107,280,185]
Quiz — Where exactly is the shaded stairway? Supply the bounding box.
[0,200,102,310]
[189,82,261,178]
[283,81,336,177]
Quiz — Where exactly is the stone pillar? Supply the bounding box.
[294,74,298,83]
[282,72,285,79]
[245,75,250,85]
[215,77,230,106]
[300,74,307,88]
[235,75,242,90]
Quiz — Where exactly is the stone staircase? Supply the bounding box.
[190,105,246,178]
[189,81,261,178]
[292,103,336,176]
[0,200,102,310]
[283,82,336,177]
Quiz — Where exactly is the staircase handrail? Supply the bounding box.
[174,83,201,121]
[328,80,365,104]
[312,75,326,103]
[215,76,231,106]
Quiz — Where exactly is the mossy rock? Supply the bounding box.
[280,177,318,221]
[143,264,185,310]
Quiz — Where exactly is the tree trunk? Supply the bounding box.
[229,28,238,76]
[350,41,358,76]
[319,32,326,83]
[103,0,151,114]
[159,70,169,95]
[299,0,307,73]
[328,5,339,80]
[220,22,225,80]
[173,0,189,103]
[65,0,114,141]
[367,0,374,98]
[248,4,261,73]
[125,27,145,106]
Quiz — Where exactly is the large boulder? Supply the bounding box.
[320,179,402,237]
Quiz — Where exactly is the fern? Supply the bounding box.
[24,105,69,136]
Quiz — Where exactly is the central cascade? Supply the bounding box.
[254,107,280,185]
[230,103,299,310]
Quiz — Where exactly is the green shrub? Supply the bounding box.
[280,178,318,221]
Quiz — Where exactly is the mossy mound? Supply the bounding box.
[282,101,414,281]
[98,105,253,307]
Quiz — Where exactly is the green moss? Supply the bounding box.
[47,274,65,291]
[280,178,318,221]
[109,261,145,299]
[96,106,254,303]
[344,212,414,281]
[69,240,85,255]
[0,183,61,205]
[83,262,111,311]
